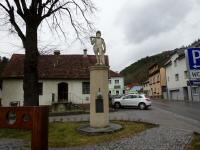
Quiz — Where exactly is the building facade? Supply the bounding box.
[1,51,113,106]
[165,49,200,101]
[109,71,124,96]
[149,64,167,98]
[143,80,150,96]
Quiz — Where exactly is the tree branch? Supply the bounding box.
[0,3,9,13]
[13,0,26,20]
[0,0,26,41]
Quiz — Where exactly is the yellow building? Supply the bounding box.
[149,64,167,98]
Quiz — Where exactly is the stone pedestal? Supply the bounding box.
[90,65,109,128]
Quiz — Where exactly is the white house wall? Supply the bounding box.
[166,54,188,89]
[2,80,24,106]
[165,53,190,101]
[2,79,90,106]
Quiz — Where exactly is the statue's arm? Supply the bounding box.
[90,37,95,45]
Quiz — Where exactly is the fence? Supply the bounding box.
[0,106,49,150]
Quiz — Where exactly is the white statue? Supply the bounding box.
[90,31,106,65]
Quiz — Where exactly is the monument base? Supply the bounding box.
[78,123,122,135]
[90,65,109,128]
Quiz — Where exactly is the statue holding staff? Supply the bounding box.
[90,31,106,65]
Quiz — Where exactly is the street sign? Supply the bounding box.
[187,48,200,79]
[187,80,200,86]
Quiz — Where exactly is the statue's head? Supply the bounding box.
[96,31,101,37]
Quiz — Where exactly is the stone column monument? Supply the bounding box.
[78,31,122,133]
[90,65,109,127]
[90,31,109,128]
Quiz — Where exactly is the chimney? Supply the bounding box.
[54,50,60,55]
[83,49,87,57]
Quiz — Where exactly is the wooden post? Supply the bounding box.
[0,106,49,150]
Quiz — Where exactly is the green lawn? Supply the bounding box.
[188,132,200,150]
[0,121,156,148]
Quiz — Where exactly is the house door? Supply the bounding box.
[58,82,68,102]
[170,90,179,100]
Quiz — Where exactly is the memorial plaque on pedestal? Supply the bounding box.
[96,98,104,113]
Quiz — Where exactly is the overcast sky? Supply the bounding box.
[1,0,200,71]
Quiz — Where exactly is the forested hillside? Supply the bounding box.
[120,51,173,84]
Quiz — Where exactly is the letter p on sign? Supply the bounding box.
[192,50,200,64]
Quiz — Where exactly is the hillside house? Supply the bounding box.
[148,63,167,98]
[1,51,117,106]
[108,71,124,96]
[164,49,200,101]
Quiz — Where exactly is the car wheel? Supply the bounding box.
[138,103,146,110]
[114,102,121,109]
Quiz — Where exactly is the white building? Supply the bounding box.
[165,49,200,101]
[1,51,114,106]
[109,71,125,96]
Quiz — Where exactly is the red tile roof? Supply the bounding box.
[2,54,122,79]
[2,54,110,79]
[109,70,123,77]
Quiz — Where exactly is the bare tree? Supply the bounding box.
[0,0,95,106]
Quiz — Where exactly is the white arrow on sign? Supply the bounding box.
[193,65,200,68]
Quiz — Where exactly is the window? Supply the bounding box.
[116,90,119,95]
[38,82,43,95]
[192,87,199,95]
[175,74,179,81]
[139,95,143,98]
[114,85,121,89]
[154,88,156,94]
[124,95,131,99]
[115,80,119,84]
[184,71,188,79]
[131,95,137,98]
[82,82,90,94]
[109,80,112,84]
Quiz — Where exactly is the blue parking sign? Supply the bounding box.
[187,48,200,70]
[187,48,200,79]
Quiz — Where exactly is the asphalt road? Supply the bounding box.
[152,100,200,122]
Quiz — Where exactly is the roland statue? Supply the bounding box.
[90,31,106,65]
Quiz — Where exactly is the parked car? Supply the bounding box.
[112,94,151,110]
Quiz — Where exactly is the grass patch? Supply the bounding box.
[0,121,156,148]
[187,132,200,150]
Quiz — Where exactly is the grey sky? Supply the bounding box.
[1,0,200,71]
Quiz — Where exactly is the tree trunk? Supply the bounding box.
[23,24,39,106]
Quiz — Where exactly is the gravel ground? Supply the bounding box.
[50,127,192,150]
[1,106,198,150]
[0,127,192,150]
[0,139,27,150]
